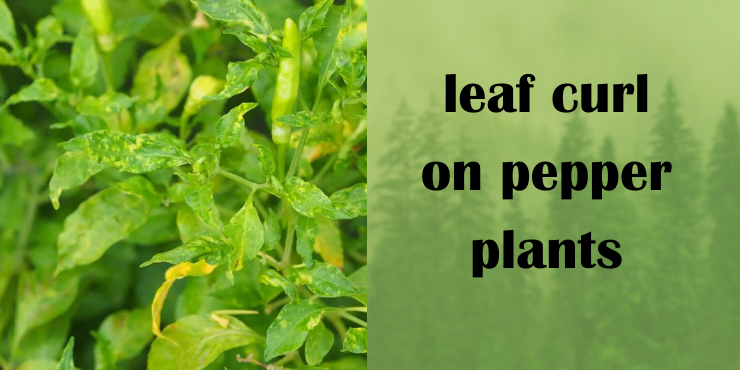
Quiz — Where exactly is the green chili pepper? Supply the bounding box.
[271,18,301,145]
[80,0,115,52]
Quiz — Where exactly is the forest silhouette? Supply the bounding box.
[373,82,740,369]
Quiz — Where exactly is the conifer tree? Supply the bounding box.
[641,82,702,369]
[373,101,418,368]
[407,97,457,369]
[704,104,740,368]
[587,136,640,369]
[546,113,593,370]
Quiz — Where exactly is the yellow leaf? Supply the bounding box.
[152,260,217,340]
[315,217,344,270]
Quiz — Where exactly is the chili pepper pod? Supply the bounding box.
[80,0,115,52]
[270,18,301,145]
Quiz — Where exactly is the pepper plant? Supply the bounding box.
[0,0,367,369]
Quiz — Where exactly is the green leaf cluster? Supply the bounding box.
[0,0,367,369]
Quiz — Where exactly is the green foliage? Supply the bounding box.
[0,0,366,368]
[341,328,366,354]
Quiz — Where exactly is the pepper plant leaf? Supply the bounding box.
[70,26,98,89]
[264,300,325,361]
[194,0,272,38]
[140,233,232,267]
[284,177,350,219]
[253,144,275,176]
[334,49,366,92]
[305,320,333,365]
[296,215,318,267]
[5,78,64,106]
[62,131,190,174]
[49,151,108,210]
[0,0,17,48]
[224,193,264,269]
[276,111,331,128]
[260,268,298,301]
[299,0,334,41]
[341,328,366,353]
[329,183,367,218]
[56,337,76,370]
[204,60,263,101]
[183,182,220,228]
[147,314,261,370]
[97,308,154,360]
[288,262,358,298]
[14,269,79,351]
[224,29,268,53]
[215,102,259,148]
[56,176,158,273]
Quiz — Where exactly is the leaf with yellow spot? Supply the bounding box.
[75,92,138,131]
[62,131,189,174]
[215,102,259,148]
[264,300,325,361]
[194,0,271,38]
[284,177,351,220]
[184,182,221,228]
[341,327,366,353]
[147,314,261,370]
[204,60,263,101]
[49,151,107,210]
[296,215,318,267]
[329,183,366,219]
[5,78,65,107]
[287,262,358,298]
[305,320,333,365]
[56,176,159,273]
[131,36,192,113]
[140,232,232,267]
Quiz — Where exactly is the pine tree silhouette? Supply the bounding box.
[586,135,641,369]
[704,104,740,368]
[502,196,541,369]
[406,96,457,369]
[641,82,702,369]
[373,100,418,369]
[546,113,593,370]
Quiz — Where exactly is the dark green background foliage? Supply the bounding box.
[371,1,740,369]
[0,0,367,369]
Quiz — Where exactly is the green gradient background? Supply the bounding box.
[369,0,740,369]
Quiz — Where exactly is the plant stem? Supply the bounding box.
[312,152,337,184]
[217,169,263,190]
[344,307,367,313]
[280,221,296,268]
[277,144,287,181]
[264,295,291,315]
[286,128,308,179]
[340,311,367,328]
[275,351,299,367]
[327,314,348,342]
[101,52,115,92]
[179,115,189,141]
[210,309,259,316]
[258,252,281,269]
